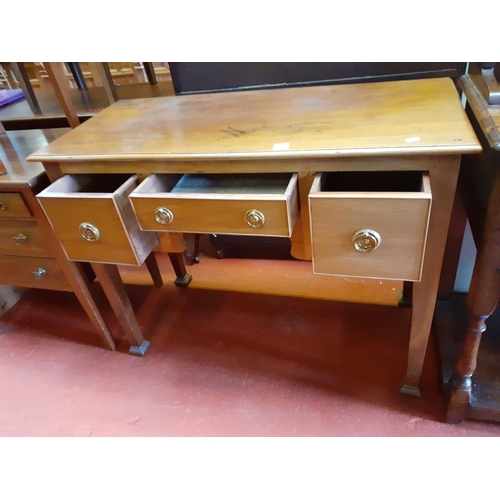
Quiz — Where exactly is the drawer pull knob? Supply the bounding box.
[13,234,27,245]
[353,229,381,252]
[155,207,174,225]
[245,209,265,228]
[0,202,6,211]
[32,268,46,279]
[79,222,100,242]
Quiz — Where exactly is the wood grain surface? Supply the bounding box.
[37,174,157,265]
[0,193,33,220]
[309,172,431,281]
[0,255,71,291]
[130,173,298,236]
[28,78,480,162]
[0,220,52,258]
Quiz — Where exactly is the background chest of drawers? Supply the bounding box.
[0,169,71,293]
[0,131,155,353]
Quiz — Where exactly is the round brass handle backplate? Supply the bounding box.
[352,229,381,252]
[155,207,174,225]
[245,209,265,228]
[0,202,6,210]
[79,222,100,242]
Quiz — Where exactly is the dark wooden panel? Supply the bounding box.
[169,62,467,95]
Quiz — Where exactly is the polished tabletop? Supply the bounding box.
[29,78,481,163]
[0,129,68,187]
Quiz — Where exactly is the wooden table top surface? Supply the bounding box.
[0,129,67,187]
[29,78,481,163]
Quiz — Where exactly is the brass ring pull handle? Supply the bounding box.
[0,202,6,210]
[352,229,381,252]
[32,268,46,279]
[155,207,174,225]
[245,209,265,228]
[79,222,100,242]
[13,234,27,245]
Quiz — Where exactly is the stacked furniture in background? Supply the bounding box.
[434,62,500,424]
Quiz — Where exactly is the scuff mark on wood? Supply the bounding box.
[221,127,247,137]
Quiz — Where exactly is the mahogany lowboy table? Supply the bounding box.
[28,78,480,395]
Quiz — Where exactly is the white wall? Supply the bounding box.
[453,220,477,293]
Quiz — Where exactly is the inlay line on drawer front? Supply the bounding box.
[309,171,432,282]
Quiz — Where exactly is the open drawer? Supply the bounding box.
[129,173,298,237]
[37,174,158,265]
[309,171,432,281]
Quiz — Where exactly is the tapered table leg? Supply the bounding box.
[145,252,163,287]
[168,252,192,287]
[23,172,116,351]
[401,157,461,397]
[91,263,150,356]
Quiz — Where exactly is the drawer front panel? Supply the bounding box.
[131,197,294,236]
[38,197,142,265]
[0,255,71,291]
[129,173,299,237]
[0,221,52,258]
[309,174,432,282]
[0,193,32,220]
[37,174,158,266]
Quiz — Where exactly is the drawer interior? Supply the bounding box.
[318,171,427,193]
[40,174,134,196]
[134,173,294,196]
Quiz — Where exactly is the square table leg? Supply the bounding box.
[401,156,461,396]
[91,263,150,356]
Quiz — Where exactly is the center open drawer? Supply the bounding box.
[309,171,432,281]
[129,173,299,237]
[37,174,158,266]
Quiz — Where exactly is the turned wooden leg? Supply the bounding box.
[446,171,500,423]
[168,252,192,287]
[447,313,487,423]
[145,252,163,287]
[91,263,150,356]
[401,157,461,397]
[447,269,500,423]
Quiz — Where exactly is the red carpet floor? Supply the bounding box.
[0,254,498,436]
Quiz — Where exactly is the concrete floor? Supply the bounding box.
[0,252,498,436]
